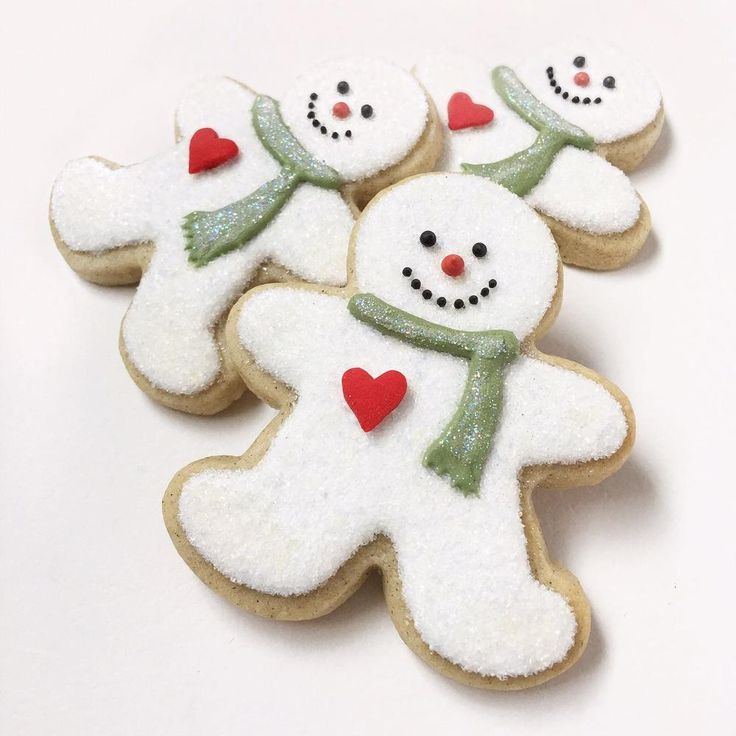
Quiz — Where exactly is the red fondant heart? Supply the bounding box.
[342,368,407,432]
[447,92,494,131]
[188,127,239,174]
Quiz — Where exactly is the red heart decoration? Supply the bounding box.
[342,368,407,433]
[447,92,494,131]
[188,127,239,174]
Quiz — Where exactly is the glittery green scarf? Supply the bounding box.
[349,293,519,497]
[183,96,342,267]
[462,66,595,195]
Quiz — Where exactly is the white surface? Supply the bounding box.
[0,0,733,733]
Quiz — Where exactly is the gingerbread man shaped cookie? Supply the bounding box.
[165,174,634,688]
[51,58,441,413]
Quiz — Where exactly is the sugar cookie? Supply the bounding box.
[50,58,441,413]
[164,174,634,688]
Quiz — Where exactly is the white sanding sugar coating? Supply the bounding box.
[50,58,430,396]
[280,58,428,182]
[178,175,629,678]
[414,41,661,234]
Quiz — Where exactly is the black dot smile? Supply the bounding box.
[305,92,350,141]
[545,65,607,105]
[305,85,374,141]
[401,266,497,309]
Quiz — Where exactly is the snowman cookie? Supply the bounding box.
[50,58,441,414]
[415,41,664,269]
[164,174,634,688]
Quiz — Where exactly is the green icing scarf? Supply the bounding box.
[462,66,595,196]
[348,293,519,497]
[183,96,343,267]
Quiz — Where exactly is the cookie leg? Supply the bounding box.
[118,220,264,400]
[121,265,227,398]
[390,478,577,679]
[176,459,376,597]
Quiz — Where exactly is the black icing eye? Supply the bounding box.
[573,56,586,68]
[419,230,436,247]
[472,242,487,258]
[361,104,374,119]
[337,81,349,94]
[603,76,616,89]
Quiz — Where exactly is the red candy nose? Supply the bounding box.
[332,101,351,119]
[574,71,590,87]
[441,254,465,277]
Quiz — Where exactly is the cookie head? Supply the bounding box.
[353,173,559,338]
[516,41,661,143]
[280,58,429,182]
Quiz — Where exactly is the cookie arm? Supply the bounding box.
[234,286,349,392]
[524,147,642,236]
[50,156,155,258]
[250,183,352,286]
[51,78,258,255]
[495,355,629,468]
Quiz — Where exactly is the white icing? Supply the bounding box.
[414,47,654,234]
[51,59,431,396]
[280,58,428,182]
[525,147,641,234]
[50,157,155,251]
[177,176,628,678]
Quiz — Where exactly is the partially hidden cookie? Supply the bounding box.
[50,58,441,414]
[415,41,664,269]
[164,173,634,688]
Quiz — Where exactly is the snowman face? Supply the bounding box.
[515,41,661,143]
[280,58,429,182]
[354,174,558,338]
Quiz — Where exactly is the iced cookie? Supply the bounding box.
[50,58,441,414]
[415,41,664,269]
[164,174,634,688]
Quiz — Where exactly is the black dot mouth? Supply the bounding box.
[545,66,602,105]
[402,266,497,309]
[306,93,352,141]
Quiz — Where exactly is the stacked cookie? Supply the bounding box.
[49,43,663,689]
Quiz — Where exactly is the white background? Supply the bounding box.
[1,0,734,733]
